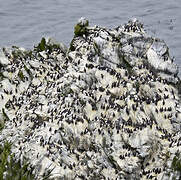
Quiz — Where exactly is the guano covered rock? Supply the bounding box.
[0,18,181,180]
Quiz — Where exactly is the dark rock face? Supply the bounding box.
[0,18,181,179]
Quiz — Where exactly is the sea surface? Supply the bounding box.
[0,0,180,75]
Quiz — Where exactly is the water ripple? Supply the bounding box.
[0,0,180,75]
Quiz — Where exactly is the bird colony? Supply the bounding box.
[0,17,181,179]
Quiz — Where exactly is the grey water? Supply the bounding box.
[0,0,180,75]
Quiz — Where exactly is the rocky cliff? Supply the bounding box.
[0,18,181,180]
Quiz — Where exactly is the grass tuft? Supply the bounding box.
[0,141,36,180]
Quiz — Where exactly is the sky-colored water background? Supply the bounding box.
[0,0,180,75]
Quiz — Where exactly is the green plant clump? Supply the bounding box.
[37,37,46,52]
[74,19,89,37]
[2,108,9,121]
[172,154,181,172]
[18,70,24,81]
[0,141,36,180]
[74,24,87,36]
[35,37,61,53]
[69,39,76,52]
[11,48,25,59]
[0,121,4,131]
[0,72,6,80]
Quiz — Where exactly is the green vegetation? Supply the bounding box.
[133,81,140,92]
[0,116,36,180]
[2,108,9,121]
[6,46,34,60]
[172,153,181,172]
[37,37,46,51]
[69,39,76,52]
[0,141,36,180]
[35,37,61,53]
[0,120,4,132]
[24,50,34,59]
[24,65,33,80]
[171,152,181,179]
[0,109,37,180]
[0,72,6,80]
[74,19,89,37]
[12,47,25,59]
[93,41,101,55]
[74,24,87,36]
[18,70,24,81]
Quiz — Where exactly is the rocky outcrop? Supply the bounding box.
[0,18,181,180]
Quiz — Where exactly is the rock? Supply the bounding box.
[0,49,10,66]
[0,17,181,179]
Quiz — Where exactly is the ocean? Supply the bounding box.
[0,0,180,75]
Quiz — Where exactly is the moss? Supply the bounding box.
[1,108,8,135]
[18,70,24,81]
